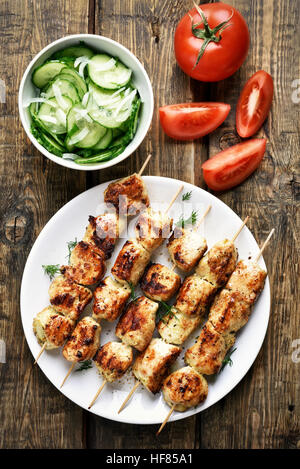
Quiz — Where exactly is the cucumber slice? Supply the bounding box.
[57,72,85,99]
[88,54,132,90]
[58,68,87,97]
[75,145,125,165]
[88,90,137,128]
[45,78,80,104]
[38,96,73,134]
[67,103,106,148]
[31,125,65,156]
[88,82,125,107]
[92,128,113,150]
[32,62,66,88]
[52,44,94,59]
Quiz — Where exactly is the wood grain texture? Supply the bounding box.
[0,0,299,449]
[0,0,89,449]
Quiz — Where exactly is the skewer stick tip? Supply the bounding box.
[118,381,140,414]
[88,380,107,409]
[165,184,184,214]
[138,153,152,177]
[34,342,47,365]
[254,228,275,262]
[60,362,76,388]
[231,216,249,242]
[156,404,175,436]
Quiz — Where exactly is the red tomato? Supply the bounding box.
[174,3,250,82]
[236,71,274,138]
[202,139,266,191]
[159,103,230,141]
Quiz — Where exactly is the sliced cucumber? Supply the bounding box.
[31,125,65,156]
[45,77,80,104]
[88,81,125,107]
[32,62,66,88]
[75,145,125,165]
[92,128,113,150]
[88,91,137,128]
[67,103,106,148]
[38,96,73,134]
[52,44,94,59]
[88,54,132,90]
[58,68,87,97]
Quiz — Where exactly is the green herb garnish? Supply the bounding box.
[42,264,61,280]
[129,282,139,302]
[219,347,237,372]
[75,360,93,372]
[66,238,77,262]
[157,301,179,324]
[176,210,198,228]
[182,191,192,201]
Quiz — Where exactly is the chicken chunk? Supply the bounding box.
[157,308,202,345]
[93,341,133,382]
[133,338,181,394]
[111,239,151,286]
[135,208,172,253]
[195,239,237,287]
[62,317,101,362]
[167,227,207,273]
[140,263,181,302]
[49,275,92,321]
[226,260,267,305]
[174,275,217,317]
[185,321,235,375]
[115,296,158,351]
[162,366,208,411]
[61,241,106,286]
[83,213,125,260]
[33,306,75,350]
[104,173,149,216]
[209,261,267,334]
[93,276,131,322]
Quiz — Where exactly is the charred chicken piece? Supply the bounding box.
[111,239,151,286]
[93,276,131,322]
[49,275,92,321]
[62,317,101,362]
[93,341,133,382]
[167,227,207,273]
[33,306,75,350]
[115,296,158,351]
[140,263,181,302]
[104,173,149,216]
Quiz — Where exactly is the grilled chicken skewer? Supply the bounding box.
[117,208,216,413]
[33,155,152,364]
[156,228,274,435]
[88,186,183,407]
[167,205,211,273]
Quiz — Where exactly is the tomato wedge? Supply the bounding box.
[236,71,273,138]
[202,139,266,191]
[159,103,230,140]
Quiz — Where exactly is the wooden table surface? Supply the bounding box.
[0,0,299,449]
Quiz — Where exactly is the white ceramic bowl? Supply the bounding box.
[18,34,154,171]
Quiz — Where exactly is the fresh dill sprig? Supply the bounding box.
[219,347,237,372]
[176,210,198,228]
[129,282,139,302]
[156,301,179,324]
[182,191,192,201]
[42,264,61,280]
[75,360,93,372]
[66,238,78,262]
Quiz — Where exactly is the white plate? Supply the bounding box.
[20,176,270,425]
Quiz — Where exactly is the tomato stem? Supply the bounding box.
[190,2,233,69]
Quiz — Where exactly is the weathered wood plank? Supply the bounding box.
[0,0,89,449]
[200,0,300,449]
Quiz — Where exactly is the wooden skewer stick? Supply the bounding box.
[254,228,274,262]
[34,342,47,365]
[60,362,76,388]
[156,404,175,436]
[118,381,140,414]
[88,379,107,409]
[165,184,184,214]
[195,204,212,229]
[231,216,249,242]
[138,153,152,177]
